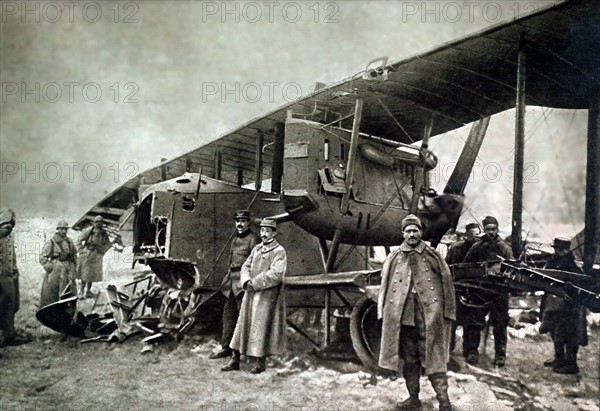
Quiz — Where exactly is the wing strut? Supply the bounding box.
[512,33,526,258]
[410,116,434,214]
[340,99,364,215]
[584,92,600,277]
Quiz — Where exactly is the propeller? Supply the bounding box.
[444,117,490,197]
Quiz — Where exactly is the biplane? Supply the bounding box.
[52,0,600,369]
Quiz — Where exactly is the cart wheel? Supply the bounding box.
[350,295,382,370]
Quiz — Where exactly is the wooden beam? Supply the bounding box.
[512,33,526,258]
[271,123,285,194]
[255,131,264,191]
[584,92,600,276]
[410,115,434,215]
[340,99,363,214]
[213,151,222,180]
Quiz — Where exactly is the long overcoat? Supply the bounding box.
[539,252,588,346]
[377,241,456,375]
[76,226,111,282]
[230,240,287,357]
[39,233,77,307]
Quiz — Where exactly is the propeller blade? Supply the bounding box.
[444,117,490,195]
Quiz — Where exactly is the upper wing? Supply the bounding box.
[74,0,599,229]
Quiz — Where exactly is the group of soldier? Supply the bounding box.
[0,207,590,411]
[0,210,113,348]
[38,215,113,304]
[208,210,588,411]
[446,217,588,377]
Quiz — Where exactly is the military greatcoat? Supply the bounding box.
[230,240,287,358]
[540,252,588,346]
[39,233,77,307]
[76,226,111,282]
[378,241,456,375]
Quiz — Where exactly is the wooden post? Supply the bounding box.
[340,99,363,214]
[255,131,264,191]
[271,123,285,194]
[410,116,434,214]
[512,33,526,258]
[213,151,222,180]
[584,92,600,277]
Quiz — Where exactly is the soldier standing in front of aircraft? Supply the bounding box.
[0,209,28,347]
[445,222,481,353]
[378,214,456,411]
[222,219,287,374]
[462,215,513,367]
[539,237,588,374]
[39,220,78,307]
[76,215,112,298]
[210,210,260,360]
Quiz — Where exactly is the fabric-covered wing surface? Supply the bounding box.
[74,0,599,230]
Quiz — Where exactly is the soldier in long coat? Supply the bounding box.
[210,210,260,359]
[0,209,27,347]
[223,219,287,374]
[76,215,112,298]
[540,237,588,374]
[39,220,77,308]
[462,215,513,367]
[378,214,456,411]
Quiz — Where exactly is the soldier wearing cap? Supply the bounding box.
[539,237,588,374]
[223,218,287,374]
[210,210,260,360]
[76,215,112,298]
[378,214,456,411]
[462,215,513,366]
[39,220,78,307]
[0,209,28,347]
[445,222,481,352]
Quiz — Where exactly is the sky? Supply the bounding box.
[0,0,588,241]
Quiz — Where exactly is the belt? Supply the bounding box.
[50,256,73,262]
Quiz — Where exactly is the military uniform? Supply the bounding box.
[0,209,22,345]
[378,215,456,411]
[445,231,479,352]
[462,226,513,365]
[223,219,286,374]
[540,238,588,374]
[76,216,112,297]
[39,224,78,307]
[217,228,259,355]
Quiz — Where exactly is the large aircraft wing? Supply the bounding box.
[74,0,599,229]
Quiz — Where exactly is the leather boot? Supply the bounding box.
[221,350,240,371]
[210,347,232,359]
[462,326,481,358]
[429,372,452,411]
[544,341,566,367]
[554,344,579,374]
[250,356,266,374]
[397,363,421,410]
[493,325,507,367]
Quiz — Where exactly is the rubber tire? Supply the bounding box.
[350,295,382,370]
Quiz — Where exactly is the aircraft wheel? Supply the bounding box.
[350,295,382,370]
